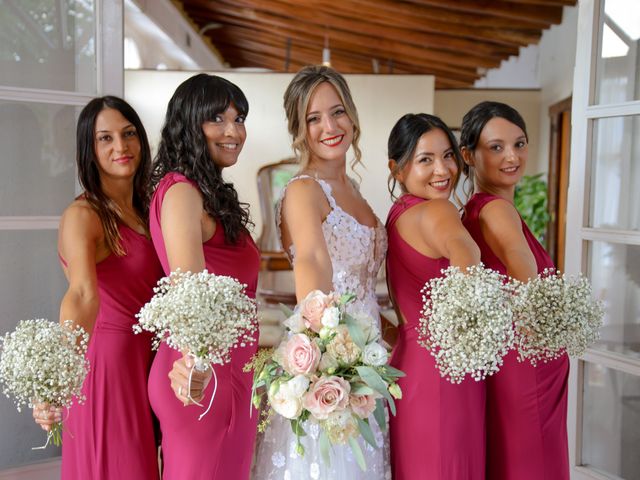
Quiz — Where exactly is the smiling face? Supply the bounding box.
[394,128,459,200]
[202,103,246,169]
[466,117,528,195]
[305,82,354,165]
[94,107,141,181]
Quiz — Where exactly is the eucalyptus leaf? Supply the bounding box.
[289,419,307,437]
[380,364,406,378]
[356,366,396,415]
[279,303,295,318]
[356,417,379,450]
[344,313,367,350]
[350,383,375,395]
[373,399,387,432]
[319,430,331,466]
[348,437,367,471]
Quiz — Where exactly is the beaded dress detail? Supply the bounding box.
[252,175,391,480]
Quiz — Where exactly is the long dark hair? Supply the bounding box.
[76,96,152,256]
[151,73,252,244]
[459,101,528,197]
[387,113,463,203]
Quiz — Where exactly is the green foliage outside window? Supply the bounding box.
[514,173,551,244]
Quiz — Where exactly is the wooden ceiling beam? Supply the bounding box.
[403,0,564,24]
[186,2,518,59]
[217,26,481,82]
[190,0,540,47]
[206,18,502,70]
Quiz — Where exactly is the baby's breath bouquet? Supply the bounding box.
[511,268,604,365]
[418,264,514,384]
[134,269,257,416]
[0,319,89,448]
[246,290,404,471]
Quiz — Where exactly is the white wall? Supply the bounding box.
[125,71,434,238]
[471,6,579,174]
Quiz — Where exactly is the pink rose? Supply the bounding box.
[300,290,333,333]
[349,394,377,419]
[302,375,351,420]
[283,334,321,376]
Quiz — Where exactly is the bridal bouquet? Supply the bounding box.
[247,290,404,471]
[418,264,514,384]
[511,268,604,365]
[0,319,89,447]
[134,269,257,416]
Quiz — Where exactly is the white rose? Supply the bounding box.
[283,312,306,333]
[321,307,340,329]
[269,376,309,419]
[362,342,388,367]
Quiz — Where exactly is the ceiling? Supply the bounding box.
[177,0,576,88]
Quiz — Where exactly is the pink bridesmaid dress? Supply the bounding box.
[463,192,569,480]
[148,172,260,480]
[386,194,486,480]
[61,224,163,479]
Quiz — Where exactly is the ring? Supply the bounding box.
[178,386,183,397]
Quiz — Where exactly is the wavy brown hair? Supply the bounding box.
[76,96,152,256]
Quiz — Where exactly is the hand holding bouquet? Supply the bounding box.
[511,268,604,365]
[0,319,89,448]
[247,290,404,471]
[418,264,514,384]
[134,269,257,417]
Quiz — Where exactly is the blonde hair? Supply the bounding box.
[283,65,362,172]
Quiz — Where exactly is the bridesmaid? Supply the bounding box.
[460,101,569,480]
[147,73,259,480]
[33,97,161,479]
[385,113,485,479]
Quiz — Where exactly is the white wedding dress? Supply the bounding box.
[252,175,391,480]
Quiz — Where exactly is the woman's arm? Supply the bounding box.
[34,202,102,431]
[160,182,211,405]
[281,179,333,300]
[478,199,537,282]
[419,199,481,270]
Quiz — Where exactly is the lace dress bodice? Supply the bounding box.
[276,175,387,321]
[253,175,391,480]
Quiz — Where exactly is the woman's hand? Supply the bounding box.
[32,402,62,432]
[168,353,212,405]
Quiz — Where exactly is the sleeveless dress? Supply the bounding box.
[385,194,486,479]
[252,175,390,480]
[147,172,260,480]
[463,192,569,480]
[61,224,163,480]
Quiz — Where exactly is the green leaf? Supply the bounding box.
[289,419,307,437]
[348,437,367,471]
[373,399,387,432]
[356,366,396,415]
[379,364,406,378]
[344,313,367,350]
[339,293,356,305]
[279,303,295,318]
[356,417,379,450]
[319,430,331,466]
[350,383,375,395]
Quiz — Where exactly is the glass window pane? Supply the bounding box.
[581,363,640,479]
[0,230,66,468]
[593,0,640,105]
[588,241,640,359]
[589,115,640,231]
[0,0,96,93]
[0,100,78,216]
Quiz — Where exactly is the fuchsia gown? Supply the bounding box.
[386,194,486,480]
[61,224,163,480]
[148,172,260,480]
[463,192,569,480]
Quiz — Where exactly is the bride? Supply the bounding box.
[252,66,390,479]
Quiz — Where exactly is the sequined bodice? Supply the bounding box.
[276,175,387,320]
